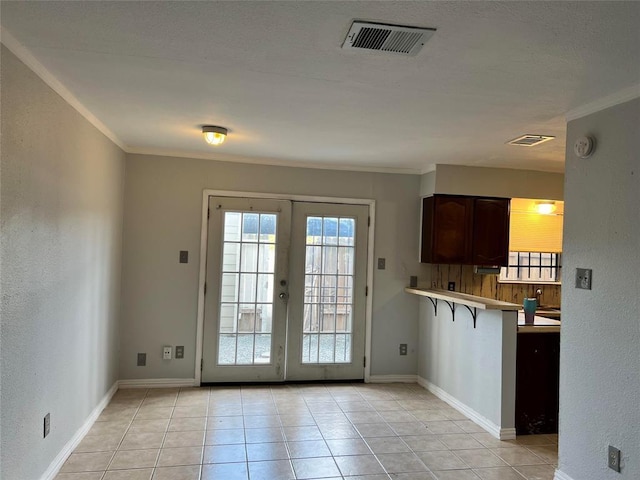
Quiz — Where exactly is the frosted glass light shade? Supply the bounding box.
[536,201,556,214]
[202,126,227,145]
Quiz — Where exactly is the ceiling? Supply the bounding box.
[1,1,639,174]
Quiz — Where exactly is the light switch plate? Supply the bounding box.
[175,346,184,359]
[575,268,592,290]
[137,353,146,366]
[377,258,386,270]
[179,251,189,263]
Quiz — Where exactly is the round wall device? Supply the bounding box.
[574,136,595,158]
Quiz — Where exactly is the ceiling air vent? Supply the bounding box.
[507,135,555,147]
[342,21,436,56]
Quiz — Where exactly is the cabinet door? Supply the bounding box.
[431,196,473,264]
[515,332,560,435]
[472,198,510,265]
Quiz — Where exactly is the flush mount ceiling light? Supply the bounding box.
[536,201,557,215]
[507,135,555,147]
[202,126,227,146]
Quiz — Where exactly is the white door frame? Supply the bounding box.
[194,189,376,384]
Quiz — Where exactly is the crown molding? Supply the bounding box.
[1,28,126,150]
[566,84,640,122]
[419,164,437,175]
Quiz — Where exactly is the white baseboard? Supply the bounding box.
[40,381,118,480]
[417,376,516,440]
[368,374,418,384]
[554,469,575,480]
[118,378,198,388]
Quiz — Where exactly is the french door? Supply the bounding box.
[201,196,369,383]
[285,202,368,380]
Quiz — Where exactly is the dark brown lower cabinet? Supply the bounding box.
[515,332,560,435]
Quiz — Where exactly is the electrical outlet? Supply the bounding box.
[575,268,592,290]
[137,353,146,366]
[179,250,189,263]
[163,346,172,360]
[448,282,456,291]
[399,344,408,356]
[608,445,621,472]
[44,413,50,438]
[377,258,386,270]
[175,346,185,359]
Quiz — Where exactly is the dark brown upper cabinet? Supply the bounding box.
[421,195,510,266]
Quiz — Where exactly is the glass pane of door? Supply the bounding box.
[218,212,277,365]
[301,216,355,364]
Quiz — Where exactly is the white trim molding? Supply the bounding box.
[566,84,640,121]
[368,375,418,384]
[118,378,198,389]
[554,469,576,480]
[417,376,516,440]
[39,381,119,480]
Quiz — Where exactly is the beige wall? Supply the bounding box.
[558,97,639,480]
[0,47,125,479]
[432,164,564,200]
[120,154,426,380]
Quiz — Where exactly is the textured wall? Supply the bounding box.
[120,154,426,380]
[0,47,125,479]
[559,97,639,479]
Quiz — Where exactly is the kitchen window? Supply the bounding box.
[500,252,562,284]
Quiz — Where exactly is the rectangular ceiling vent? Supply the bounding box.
[342,21,436,56]
[507,135,556,147]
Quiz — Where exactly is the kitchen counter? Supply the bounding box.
[411,287,519,439]
[405,287,521,311]
[411,287,561,438]
[517,313,561,333]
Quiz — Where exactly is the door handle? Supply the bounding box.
[279,292,289,300]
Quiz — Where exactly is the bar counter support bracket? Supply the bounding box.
[443,301,455,321]
[427,297,438,316]
[461,305,478,328]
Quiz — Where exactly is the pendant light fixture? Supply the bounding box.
[202,126,228,146]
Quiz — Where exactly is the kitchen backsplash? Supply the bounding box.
[430,264,561,307]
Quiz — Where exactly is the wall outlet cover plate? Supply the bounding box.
[163,346,172,360]
[608,445,621,472]
[44,413,50,438]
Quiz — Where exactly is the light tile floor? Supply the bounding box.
[55,383,557,480]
